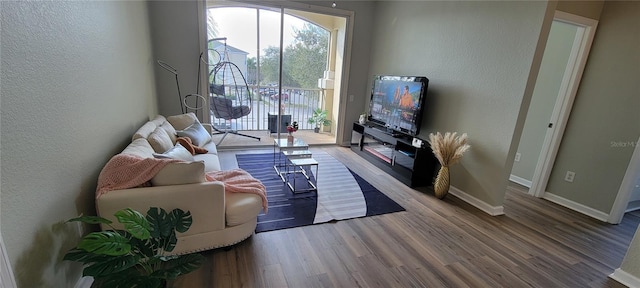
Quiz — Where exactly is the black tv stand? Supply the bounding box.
[350,122,438,188]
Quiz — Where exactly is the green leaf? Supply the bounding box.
[146,207,171,239]
[82,254,139,277]
[129,235,155,258]
[170,209,192,233]
[67,215,112,225]
[162,232,178,253]
[150,253,204,280]
[77,231,131,256]
[63,248,111,264]
[115,208,151,240]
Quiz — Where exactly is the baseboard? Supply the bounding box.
[543,192,609,222]
[449,185,505,216]
[509,174,532,188]
[609,268,640,288]
[74,276,93,288]
[626,200,640,213]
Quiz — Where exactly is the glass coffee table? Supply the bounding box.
[273,137,318,193]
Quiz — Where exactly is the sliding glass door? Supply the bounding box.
[206,2,345,143]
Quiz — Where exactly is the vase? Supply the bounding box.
[287,133,294,143]
[434,165,450,199]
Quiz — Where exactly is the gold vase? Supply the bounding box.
[287,133,294,143]
[434,165,450,199]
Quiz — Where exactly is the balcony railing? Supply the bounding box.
[209,85,324,132]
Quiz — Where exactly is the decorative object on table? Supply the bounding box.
[428,132,470,199]
[286,121,298,143]
[308,108,331,133]
[64,207,204,288]
[236,151,405,233]
[359,113,367,125]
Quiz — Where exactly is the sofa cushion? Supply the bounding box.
[201,141,218,155]
[167,113,198,131]
[121,138,155,158]
[153,143,194,161]
[160,122,177,144]
[148,127,174,153]
[176,121,211,146]
[132,121,157,141]
[150,161,205,186]
[225,192,262,227]
[193,154,222,172]
[150,115,167,127]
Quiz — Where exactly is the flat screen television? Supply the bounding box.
[368,75,429,136]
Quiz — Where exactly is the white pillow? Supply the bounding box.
[167,113,198,130]
[153,143,194,161]
[176,121,212,146]
[151,161,205,186]
[147,127,173,153]
[160,122,177,144]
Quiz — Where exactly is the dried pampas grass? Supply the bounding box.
[428,132,471,166]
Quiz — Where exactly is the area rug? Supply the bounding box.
[236,151,405,232]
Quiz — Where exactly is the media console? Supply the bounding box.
[350,122,438,188]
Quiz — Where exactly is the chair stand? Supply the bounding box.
[211,122,261,145]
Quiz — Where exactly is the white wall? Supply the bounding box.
[512,21,578,183]
[0,1,157,286]
[367,1,549,207]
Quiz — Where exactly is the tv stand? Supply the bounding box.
[350,122,438,188]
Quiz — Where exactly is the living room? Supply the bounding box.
[1,0,638,287]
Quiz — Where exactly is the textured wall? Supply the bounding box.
[546,1,640,213]
[1,1,156,286]
[368,1,548,206]
[512,21,578,182]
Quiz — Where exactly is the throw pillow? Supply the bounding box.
[176,121,212,146]
[151,161,205,186]
[167,112,198,131]
[147,127,173,153]
[160,122,177,144]
[153,143,194,161]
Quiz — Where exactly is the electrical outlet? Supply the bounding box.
[565,171,575,182]
[514,153,521,162]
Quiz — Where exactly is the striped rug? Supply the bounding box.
[236,151,405,233]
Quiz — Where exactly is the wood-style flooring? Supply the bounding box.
[171,146,639,288]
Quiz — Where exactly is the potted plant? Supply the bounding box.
[64,207,204,288]
[307,108,331,133]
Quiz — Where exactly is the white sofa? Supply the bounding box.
[96,113,262,255]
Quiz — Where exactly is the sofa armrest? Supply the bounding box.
[96,181,226,236]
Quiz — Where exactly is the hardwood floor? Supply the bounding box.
[171,146,639,288]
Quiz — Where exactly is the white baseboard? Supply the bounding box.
[543,192,609,222]
[609,268,640,288]
[449,185,505,216]
[626,200,640,213]
[509,174,532,188]
[74,276,93,288]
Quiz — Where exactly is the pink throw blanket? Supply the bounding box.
[206,169,268,214]
[96,154,179,197]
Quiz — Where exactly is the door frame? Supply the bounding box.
[609,135,640,224]
[528,11,598,198]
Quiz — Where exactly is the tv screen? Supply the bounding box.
[368,75,429,136]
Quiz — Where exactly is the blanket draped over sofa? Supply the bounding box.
[97,156,268,214]
[205,169,268,213]
[96,154,180,196]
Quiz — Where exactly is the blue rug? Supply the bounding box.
[236,151,405,233]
